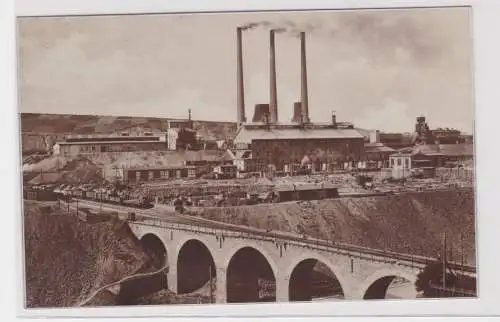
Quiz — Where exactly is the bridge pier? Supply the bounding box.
[276,276,289,302]
[215,267,227,304]
[129,223,448,305]
[168,257,178,293]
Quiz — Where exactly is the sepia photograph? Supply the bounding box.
[17,6,477,309]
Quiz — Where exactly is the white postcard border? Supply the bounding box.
[4,0,500,318]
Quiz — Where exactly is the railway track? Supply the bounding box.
[66,199,477,276]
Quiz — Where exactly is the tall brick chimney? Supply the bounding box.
[236,27,246,124]
[300,32,310,124]
[269,29,278,124]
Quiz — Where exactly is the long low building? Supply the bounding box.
[122,165,198,183]
[53,132,168,156]
[101,150,234,182]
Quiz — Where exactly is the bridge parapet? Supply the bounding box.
[130,217,476,276]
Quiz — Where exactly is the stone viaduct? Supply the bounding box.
[127,217,445,303]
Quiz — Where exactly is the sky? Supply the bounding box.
[18,7,474,133]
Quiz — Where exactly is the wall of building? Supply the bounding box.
[123,167,197,183]
[389,155,412,179]
[168,129,178,150]
[176,129,198,150]
[251,138,365,170]
[58,142,168,156]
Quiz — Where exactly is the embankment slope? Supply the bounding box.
[197,189,476,265]
[23,201,149,308]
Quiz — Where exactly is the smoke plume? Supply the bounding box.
[238,20,316,37]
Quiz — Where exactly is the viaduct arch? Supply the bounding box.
[139,233,168,268]
[128,222,434,304]
[117,232,169,305]
[176,239,217,295]
[287,257,345,301]
[359,269,418,300]
[226,246,277,303]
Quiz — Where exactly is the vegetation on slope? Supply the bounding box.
[23,201,149,308]
[196,189,476,265]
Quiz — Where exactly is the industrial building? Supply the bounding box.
[53,131,168,156]
[102,150,235,182]
[122,165,198,183]
[389,143,474,178]
[232,28,365,173]
[166,111,198,151]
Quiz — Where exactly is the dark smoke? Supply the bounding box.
[239,20,318,37]
[240,22,260,30]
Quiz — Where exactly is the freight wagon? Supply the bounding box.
[55,189,154,209]
[275,184,339,202]
[23,188,59,201]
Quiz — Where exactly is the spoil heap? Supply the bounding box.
[196,188,476,265]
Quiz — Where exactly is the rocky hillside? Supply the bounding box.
[23,200,221,307]
[195,189,476,265]
[19,113,237,155]
[23,201,149,308]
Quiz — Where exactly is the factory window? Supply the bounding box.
[176,170,181,178]
[148,171,154,180]
[397,158,402,166]
[135,171,141,181]
[405,158,410,168]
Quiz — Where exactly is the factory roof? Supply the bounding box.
[101,150,233,170]
[233,125,364,144]
[64,133,166,139]
[124,165,197,171]
[391,143,474,157]
[413,143,474,156]
[55,140,164,145]
[364,143,395,153]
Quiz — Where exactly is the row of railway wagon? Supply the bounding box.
[61,189,154,209]
[24,183,154,209]
[172,183,340,208]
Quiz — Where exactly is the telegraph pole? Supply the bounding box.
[461,232,464,267]
[100,183,103,212]
[209,266,213,304]
[442,232,447,294]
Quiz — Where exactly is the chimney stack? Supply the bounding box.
[292,101,302,123]
[253,104,270,123]
[269,30,278,124]
[300,32,310,124]
[331,111,337,128]
[236,27,246,124]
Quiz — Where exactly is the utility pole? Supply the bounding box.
[461,232,464,267]
[209,266,213,304]
[460,232,464,285]
[100,183,103,212]
[442,232,447,295]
